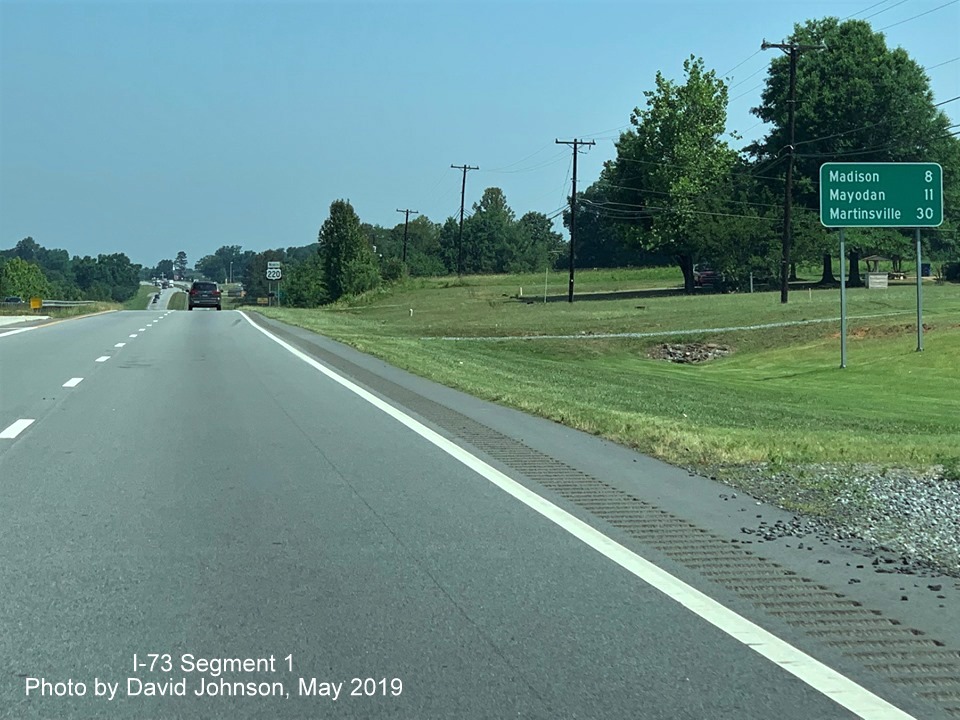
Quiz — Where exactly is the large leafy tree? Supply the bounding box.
[749,17,960,283]
[606,55,736,292]
[461,187,523,274]
[0,257,50,299]
[514,211,565,273]
[319,200,380,301]
[284,253,328,307]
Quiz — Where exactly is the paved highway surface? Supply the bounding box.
[0,309,956,719]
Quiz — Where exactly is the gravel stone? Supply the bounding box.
[709,462,960,578]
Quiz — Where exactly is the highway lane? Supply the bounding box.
[0,309,939,718]
[0,310,172,445]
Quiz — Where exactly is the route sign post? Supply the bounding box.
[266,262,282,307]
[820,162,943,366]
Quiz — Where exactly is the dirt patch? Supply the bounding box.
[649,342,732,364]
[829,323,932,339]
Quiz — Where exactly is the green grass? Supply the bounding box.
[247,270,960,472]
[167,291,187,310]
[123,284,162,310]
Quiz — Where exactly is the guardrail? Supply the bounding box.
[41,300,98,308]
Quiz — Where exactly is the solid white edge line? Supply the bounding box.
[237,311,917,720]
[0,419,35,439]
[62,378,84,388]
[95,356,110,362]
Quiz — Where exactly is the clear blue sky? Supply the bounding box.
[2,0,958,268]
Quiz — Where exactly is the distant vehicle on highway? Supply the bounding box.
[188,281,221,311]
[2,296,24,304]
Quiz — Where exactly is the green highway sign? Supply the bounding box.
[819,162,943,227]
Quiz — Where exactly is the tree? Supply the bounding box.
[0,257,49,299]
[319,200,380,301]
[514,211,565,273]
[461,187,522,274]
[606,55,736,292]
[437,217,461,274]
[152,259,175,279]
[749,17,960,283]
[285,253,328,307]
[174,251,188,279]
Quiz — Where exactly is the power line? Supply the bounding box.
[720,49,763,77]
[925,56,960,71]
[878,0,958,30]
[842,0,893,20]
[862,0,909,21]
[484,143,556,172]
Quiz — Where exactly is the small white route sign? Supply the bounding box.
[266,261,282,281]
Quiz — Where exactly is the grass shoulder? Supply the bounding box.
[248,274,959,517]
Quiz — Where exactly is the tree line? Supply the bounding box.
[6,17,957,306]
[0,237,142,302]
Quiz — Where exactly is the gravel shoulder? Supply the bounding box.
[711,462,960,578]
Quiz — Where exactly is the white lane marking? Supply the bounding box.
[0,419,35,438]
[238,311,917,720]
[0,327,39,339]
[95,355,110,362]
[129,333,138,338]
[62,377,84,388]
[115,342,126,348]
[138,328,146,331]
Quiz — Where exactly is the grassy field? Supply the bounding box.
[249,269,960,475]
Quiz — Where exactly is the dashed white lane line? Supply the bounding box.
[240,310,920,720]
[0,327,38,339]
[95,356,110,363]
[62,378,84,388]
[146,324,153,327]
[0,419,35,439]
[115,342,126,348]
[129,334,138,338]
[138,328,146,332]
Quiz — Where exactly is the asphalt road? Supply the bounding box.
[0,309,951,719]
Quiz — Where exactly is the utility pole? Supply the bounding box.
[396,208,419,265]
[762,39,824,304]
[556,138,595,302]
[451,164,479,277]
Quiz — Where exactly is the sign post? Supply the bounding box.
[820,162,942,366]
[266,262,282,307]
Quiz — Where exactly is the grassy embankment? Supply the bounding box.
[167,292,187,310]
[248,268,960,478]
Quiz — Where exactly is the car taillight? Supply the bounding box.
[213,290,221,297]
[190,289,197,295]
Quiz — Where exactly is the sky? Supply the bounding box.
[1,0,958,269]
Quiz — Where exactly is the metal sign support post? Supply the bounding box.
[839,229,847,369]
[916,228,923,352]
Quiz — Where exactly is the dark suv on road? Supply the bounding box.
[188,281,222,311]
